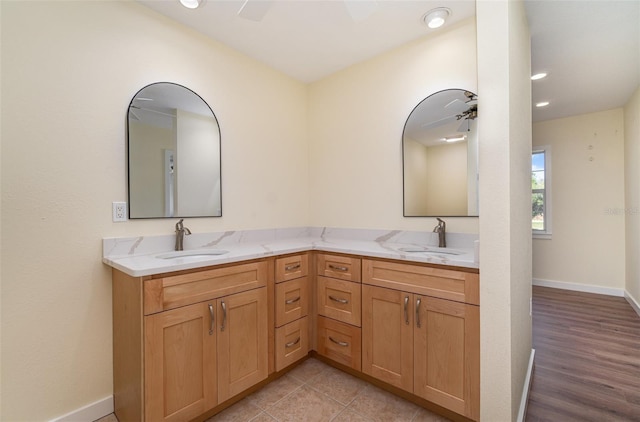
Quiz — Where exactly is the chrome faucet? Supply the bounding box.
[433,218,446,248]
[174,219,191,251]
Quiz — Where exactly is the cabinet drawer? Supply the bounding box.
[144,261,269,315]
[275,317,309,372]
[362,259,479,305]
[316,316,361,371]
[317,254,361,282]
[275,254,309,283]
[317,276,361,327]
[275,277,309,327]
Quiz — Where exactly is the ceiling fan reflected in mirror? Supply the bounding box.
[235,0,378,23]
[421,90,477,132]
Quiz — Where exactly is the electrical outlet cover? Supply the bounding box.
[113,202,127,222]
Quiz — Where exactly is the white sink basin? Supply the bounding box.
[156,249,229,259]
[398,247,465,256]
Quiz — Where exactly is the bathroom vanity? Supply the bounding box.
[106,229,479,422]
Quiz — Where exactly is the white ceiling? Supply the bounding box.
[138,0,640,122]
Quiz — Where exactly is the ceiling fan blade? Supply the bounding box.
[421,114,457,130]
[238,0,274,22]
[445,99,469,114]
[344,0,378,22]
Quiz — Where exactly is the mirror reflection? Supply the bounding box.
[402,89,478,217]
[127,82,222,219]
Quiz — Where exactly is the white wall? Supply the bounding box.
[477,0,532,420]
[308,19,479,234]
[0,2,308,420]
[625,87,640,305]
[533,109,626,292]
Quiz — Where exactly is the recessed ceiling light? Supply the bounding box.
[180,0,205,9]
[531,73,548,80]
[423,8,451,29]
[536,101,550,107]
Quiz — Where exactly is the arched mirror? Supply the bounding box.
[127,82,222,219]
[402,89,478,217]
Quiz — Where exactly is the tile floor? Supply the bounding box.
[97,358,450,422]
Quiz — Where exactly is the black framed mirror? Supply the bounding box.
[127,82,222,219]
[402,89,478,217]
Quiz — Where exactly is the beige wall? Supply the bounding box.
[425,142,468,215]
[0,1,308,420]
[625,87,640,304]
[403,136,430,215]
[308,19,479,234]
[533,109,626,291]
[477,0,532,420]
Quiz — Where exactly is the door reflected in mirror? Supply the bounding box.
[127,82,222,219]
[402,89,478,217]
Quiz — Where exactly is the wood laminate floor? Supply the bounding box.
[525,286,640,421]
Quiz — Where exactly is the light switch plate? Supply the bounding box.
[113,202,127,222]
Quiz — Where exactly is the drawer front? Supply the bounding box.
[275,317,309,372]
[317,254,361,282]
[362,259,479,305]
[316,316,361,371]
[275,254,309,283]
[144,261,269,315]
[275,277,309,327]
[317,276,361,327]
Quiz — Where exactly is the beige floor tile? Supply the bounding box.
[94,415,118,422]
[287,358,329,383]
[347,384,420,422]
[249,412,277,422]
[205,398,262,422]
[331,408,374,422]
[309,365,368,405]
[247,373,303,410]
[266,384,345,422]
[411,407,452,422]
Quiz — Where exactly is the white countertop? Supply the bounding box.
[103,227,479,277]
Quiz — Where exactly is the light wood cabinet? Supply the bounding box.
[144,302,218,422]
[317,276,361,326]
[273,254,310,371]
[113,260,270,422]
[316,315,362,370]
[362,259,480,421]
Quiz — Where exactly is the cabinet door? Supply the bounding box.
[362,285,413,392]
[217,287,268,402]
[414,296,480,421]
[145,302,217,422]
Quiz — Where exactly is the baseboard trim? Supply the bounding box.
[532,278,624,297]
[516,349,536,422]
[49,396,113,422]
[625,291,640,317]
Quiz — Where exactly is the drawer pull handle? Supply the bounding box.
[328,264,348,272]
[221,300,227,332]
[285,296,301,305]
[285,263,301,271]
[416,297,422,328]
[404,296,409,325]
[329,295,349,305]
[285,337,301,348]
[208,304,215,335]
[329,337,349,347]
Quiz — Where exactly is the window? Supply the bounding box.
[532,146,552,237]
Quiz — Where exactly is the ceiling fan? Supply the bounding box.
[236,0,378,22]
[421,91,478,132]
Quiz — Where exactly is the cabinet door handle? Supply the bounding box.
[285,296,301,305]
[416,297,422,328]
[208,303,215,335]
[285,337,301,348]
[329,336,349,347]
[285,263,301,271]
[404,296,409,325]
[329,295,349,304]
[328,264,348,272]
[220,300,227,332]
